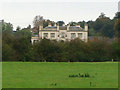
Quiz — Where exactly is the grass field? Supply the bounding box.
[2,62,118,88]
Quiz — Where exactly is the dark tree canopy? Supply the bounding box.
[2,20,13,32]
[57,21,65,26]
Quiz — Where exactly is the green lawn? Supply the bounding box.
[2,62,118,88]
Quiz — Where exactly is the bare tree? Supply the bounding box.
[33,15,44,28]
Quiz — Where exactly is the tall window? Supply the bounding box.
[44,33,48,38]
[60,32,66,38]
[71,33,76,39]
[78,33,82,38]
[51,33,55,38]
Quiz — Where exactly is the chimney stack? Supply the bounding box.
[67,24,70,30]
[84,24,88,31]
[75,24,80,27]
[62,23,65,26]
[54,23,57,27]
[48,23,52,27]
[39,25,43,30]
[57,24,59,30]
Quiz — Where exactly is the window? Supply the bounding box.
[43,33,48,38]
[51,33,55,38]
[33,40,38,43]
[61,32,66,38]
[78,33,82,38]
[71,33,76,39]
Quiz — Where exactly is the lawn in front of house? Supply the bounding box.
[2,62,118,88]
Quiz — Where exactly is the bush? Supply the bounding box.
[2,31,119,62]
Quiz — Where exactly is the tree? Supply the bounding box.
[43,19,55,28]
[78,21,85,28]
[2,42,16,61]
[16,26,21,31]
[111,41,120,60]
[86,37,112,61]
[67,39,86,62]
[33,39,61,62]
[115,12,120,18]
[27,25,31,29]
[69,21,76,26]
[33,15,44,29]
[13,30,32,61]
[88,13,114,38]
[114,12,120,42]
[57,21,65,26]
[2,20,13,32]
[2,30,16,61]
[99,13,106,18]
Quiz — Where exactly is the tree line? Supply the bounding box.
[2,13,120,62]
[32,13,116,38]
[31,13,116,38]
[2,31,120,62]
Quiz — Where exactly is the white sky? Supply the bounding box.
[0,0,120,30]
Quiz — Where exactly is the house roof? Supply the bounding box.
[69,26,83,31]
[44,26,84,31]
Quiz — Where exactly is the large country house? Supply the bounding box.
[31,23,88,44]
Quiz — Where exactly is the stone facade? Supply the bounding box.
[31,24,88,44]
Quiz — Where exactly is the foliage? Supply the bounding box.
[2,21,13,32]
[114,18,120,41]
[115,12,120,18]
[57,21,65,26]
[69,21,77,26]
[33,15,44,29]
[2,32,120,61]
[87,13,115,38]
[43,20,55,28]
[111,41,120,61]
[2,13,120,62]
[2,40,16,61]
[2,27,33,62]
[33,39,61,62]
[32,13,115,38]
[16,26,21,31]
[67,13,115,38]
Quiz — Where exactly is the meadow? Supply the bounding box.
[2,62,118,88]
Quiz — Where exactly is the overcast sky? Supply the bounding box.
[0,0,120,29]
